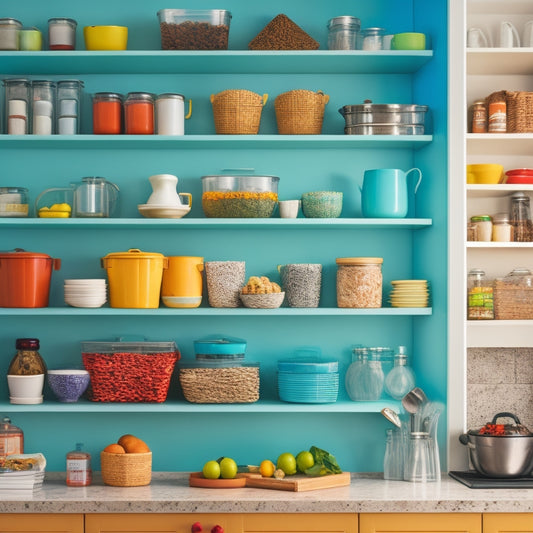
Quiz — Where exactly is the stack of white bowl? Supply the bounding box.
[64,279,107,308]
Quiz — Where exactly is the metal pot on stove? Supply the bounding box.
[459,412,533,478]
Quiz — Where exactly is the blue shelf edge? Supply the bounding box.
[0,399,402,413]
[0,307,433,316]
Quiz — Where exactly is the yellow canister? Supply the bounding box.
[161,256,204,308]
[101,249,168,308]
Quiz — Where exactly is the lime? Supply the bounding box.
[219,457,238,479]
[202,460,221,479]
[296,450,315,473]
[276,452,297,475]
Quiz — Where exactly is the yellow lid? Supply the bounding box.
[336,257,383,265]
[102,248,165,260]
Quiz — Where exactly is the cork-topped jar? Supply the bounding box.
[336,257,383,308]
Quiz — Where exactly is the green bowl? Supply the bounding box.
[301,191,343,218]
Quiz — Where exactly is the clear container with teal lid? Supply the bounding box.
[193,336,246,361]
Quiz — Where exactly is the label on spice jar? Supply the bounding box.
[488,102,506,133]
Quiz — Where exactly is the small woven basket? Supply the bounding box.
[211,90,268,134]
[240,292,285,308]
[274,90,329,134]
[179,366,259,403]
[487,90,533,133]
[101,451,152,487]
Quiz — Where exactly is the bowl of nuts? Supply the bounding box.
[240,276,285,308]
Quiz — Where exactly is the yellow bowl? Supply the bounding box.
[84,25,128,51]
[466,164,504,184]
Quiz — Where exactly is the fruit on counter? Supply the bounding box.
[276,452,297,475]
[191,523,203,533]
[273,468,285,479]
[117,434,151,453]
[241,276,281,295]
[259,459,276,478]
[202,460,221,479]
[218,456,237,479]
[296,450,315,472]
[103,443,125,454]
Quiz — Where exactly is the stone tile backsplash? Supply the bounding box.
[468,348,533,429]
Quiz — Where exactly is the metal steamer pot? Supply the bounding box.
[459,412,533,478]
[339,102,428,126]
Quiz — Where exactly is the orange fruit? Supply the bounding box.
[117,434,151,453]
[103,443,126,454]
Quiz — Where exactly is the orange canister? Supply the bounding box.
[161,256,204,308]
[0,249,61,307]
[101,248,167,308]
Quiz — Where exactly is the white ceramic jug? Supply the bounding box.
[147,174,192,207]
[523,21,533,47]
[499,21,520,48]
[467,27,490,48]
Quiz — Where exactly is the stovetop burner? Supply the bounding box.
[449,471,533,488]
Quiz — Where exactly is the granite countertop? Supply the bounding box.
[2,473,533,514]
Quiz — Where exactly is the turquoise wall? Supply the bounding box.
[0,0,448,473]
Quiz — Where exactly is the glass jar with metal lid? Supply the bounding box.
[327,16,361,50]
[467,268,493,320]
[48,18,77,50]
[492,212,513,242]
[124,92,155,135]
[92,92,123,134]
[336,257,383,308]
[470,214,492,242]
[360,27,386,50]
[0,18,22,51]
[57,80,84,135]
[510,192,533,242]
[3,78,31,135]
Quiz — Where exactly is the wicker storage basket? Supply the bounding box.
[494,280,533,319]
[487,90,533,133]
[275,90,329,134]
[210,90,268,134]
[101,451,152,487]
[179,364,259,403]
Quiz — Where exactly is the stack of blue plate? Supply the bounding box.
[277,357,339,403]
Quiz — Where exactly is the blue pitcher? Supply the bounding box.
[360,168,422,218]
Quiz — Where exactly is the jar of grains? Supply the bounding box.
[492,212,513,242]
[467,268,493,320]
[470,215,492,242]
[336,257,383,308]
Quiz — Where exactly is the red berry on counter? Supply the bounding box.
[192,523,203,533]
[211,526,224,533]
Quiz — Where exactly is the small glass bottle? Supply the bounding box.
[32,80,56,135]
[48,18,77,50]
[327,16,361,50]
[57,80,84,135]
[471,100,487,133]
[0,417,24,456]
[66,443,92,487]
[0,18,22,51]
[510,192,533,242]
[384,346,416,400]
[8,338,47,375]
[492,212,513,242]
[92,92,123,134]
[3,78,31,135]
[124,92,155,135]
[470,215,492,242]
[467,268,494,320]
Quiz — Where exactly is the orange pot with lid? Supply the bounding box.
[101,248,168,308]
[0,249,61,308]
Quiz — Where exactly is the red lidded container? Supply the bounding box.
[0,249,61,307]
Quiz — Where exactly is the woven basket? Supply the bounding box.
[101,451,152,487]
[487,90,533,133]
[494,282,533,319]
[210,90,268,134]
[179,366,259,403]
[240,292,285,308]
[274,90,329,134]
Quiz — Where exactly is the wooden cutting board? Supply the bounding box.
[244,471,351,492]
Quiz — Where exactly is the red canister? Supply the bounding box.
[0,249,61,307]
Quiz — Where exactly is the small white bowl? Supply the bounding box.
[7,374,45,399]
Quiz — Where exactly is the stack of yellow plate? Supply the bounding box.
[389,280,429,308]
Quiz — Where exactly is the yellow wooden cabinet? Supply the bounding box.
[483,514,533,533]
[0,514,83,533]
[360,513,482,533]
[241,513,358,533]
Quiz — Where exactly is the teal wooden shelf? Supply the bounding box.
[0,218,432,229]
[0,50,433,75]
[0,307,432,316]
[0,134,433,150]
[0,399,402,413]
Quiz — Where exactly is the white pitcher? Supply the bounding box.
[499,21,520,48]
[523,21,533,47]
[467,27,490,48]
[147,174,192,208]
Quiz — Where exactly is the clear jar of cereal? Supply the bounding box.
[336,257,383,308]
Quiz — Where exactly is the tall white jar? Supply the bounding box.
[155,93,192,135]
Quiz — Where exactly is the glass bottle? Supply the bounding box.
[383,428,404,481]
[384,346,415,400]
[327,16,361,50]
[66,443,92,487]
[32,80,56,135]
[467,268,494,320]
[3,78,31,135]
[0,417,24,456]
[8,338,47,375]
[57,80,84,135]
[510,192,533,242]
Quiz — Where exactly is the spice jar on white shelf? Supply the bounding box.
[470,215,492,242]
[492,212,513,242]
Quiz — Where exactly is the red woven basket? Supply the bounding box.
[82,351,179,402]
